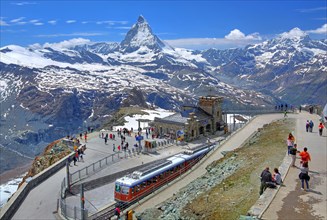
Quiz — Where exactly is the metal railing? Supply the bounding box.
[61,177,67,199]
[60,198,88,220]
[92,144,217,220]
[69,152,122,185]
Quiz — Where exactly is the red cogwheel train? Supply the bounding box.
[114,143,216,204]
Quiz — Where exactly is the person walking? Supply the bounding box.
[79,150,84,162]
[113,143,115,152]
[289,144,299,167]
[309,120,314,132]
[75,150,79,162]
[299,147,311,164]
[305,120,310,132]
[284,110,288,117]
[114,206,121,219]
[299,162,310,191]
[260,167,272,195]
[286,133,295,155]
[84,132,88,143]
[318,122,325,136]
[73,155,77,166]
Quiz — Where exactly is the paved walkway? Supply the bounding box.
[11,112,326,219]
[262,112,327,219]
[11,131,173,219]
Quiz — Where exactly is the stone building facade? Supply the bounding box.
[152,96,224,142]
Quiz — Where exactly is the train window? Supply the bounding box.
[147,180,151,186]
[115,184,121,192]
[159,173,164,179]
[142,182,146,188]
[131,187,134,194]
[121,186,129,195]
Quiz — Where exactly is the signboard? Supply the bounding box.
[176,130,184,141]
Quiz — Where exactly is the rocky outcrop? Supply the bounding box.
[136,152,244,219]
[18,139,72,188]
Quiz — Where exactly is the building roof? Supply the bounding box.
[154,106,212,125]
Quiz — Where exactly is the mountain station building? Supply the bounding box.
[152,96,225,142]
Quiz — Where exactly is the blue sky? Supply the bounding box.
[0,1,326,49]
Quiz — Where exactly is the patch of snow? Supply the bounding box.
[88,108,94,119]
[0,175,25,208]
[20,103,29,110]
[309,48,326,56]
[112,108,175,131]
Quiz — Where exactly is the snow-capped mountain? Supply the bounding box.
[120,15,171,53]
[201,28,327,103]
[0,16,326,174]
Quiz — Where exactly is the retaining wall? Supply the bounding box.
[0,144,84,220]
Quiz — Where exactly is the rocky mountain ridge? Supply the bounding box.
[202,28,326,103]
[0,15,326,174]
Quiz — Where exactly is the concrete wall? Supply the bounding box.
[0,145,84,220]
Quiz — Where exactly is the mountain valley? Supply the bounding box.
[0,15,326,174]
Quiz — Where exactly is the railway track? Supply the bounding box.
[90,142,222,219]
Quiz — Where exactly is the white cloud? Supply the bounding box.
[34,22,43,26]
[0,29,26,33]
[17,21,27,25]
[10,17,25,23]
[48,20,57,25]
[165,29,262,50]
[225,29,261,40]
[113,26,131,30]
[35,32,105,38]
[42,38,92,50]
[66,20,76,24]
[306,24,327,34]
[96,20,128,25]
[81,21,89,24]
[297,7,327,13]
[11,2,37,6]
[0,19,9,26]
[28,43,42,49]
[279,27,307,38]
[29,19,39,23]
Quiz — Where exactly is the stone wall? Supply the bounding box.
[153,120,184,139]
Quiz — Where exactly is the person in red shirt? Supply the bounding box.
[318,122,325,136]
[114,206,121,218]
[84,132,88,143]
[299,147,311,164]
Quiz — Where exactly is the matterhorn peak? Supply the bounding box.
[119,15,168,53]
[137,15,146,24]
